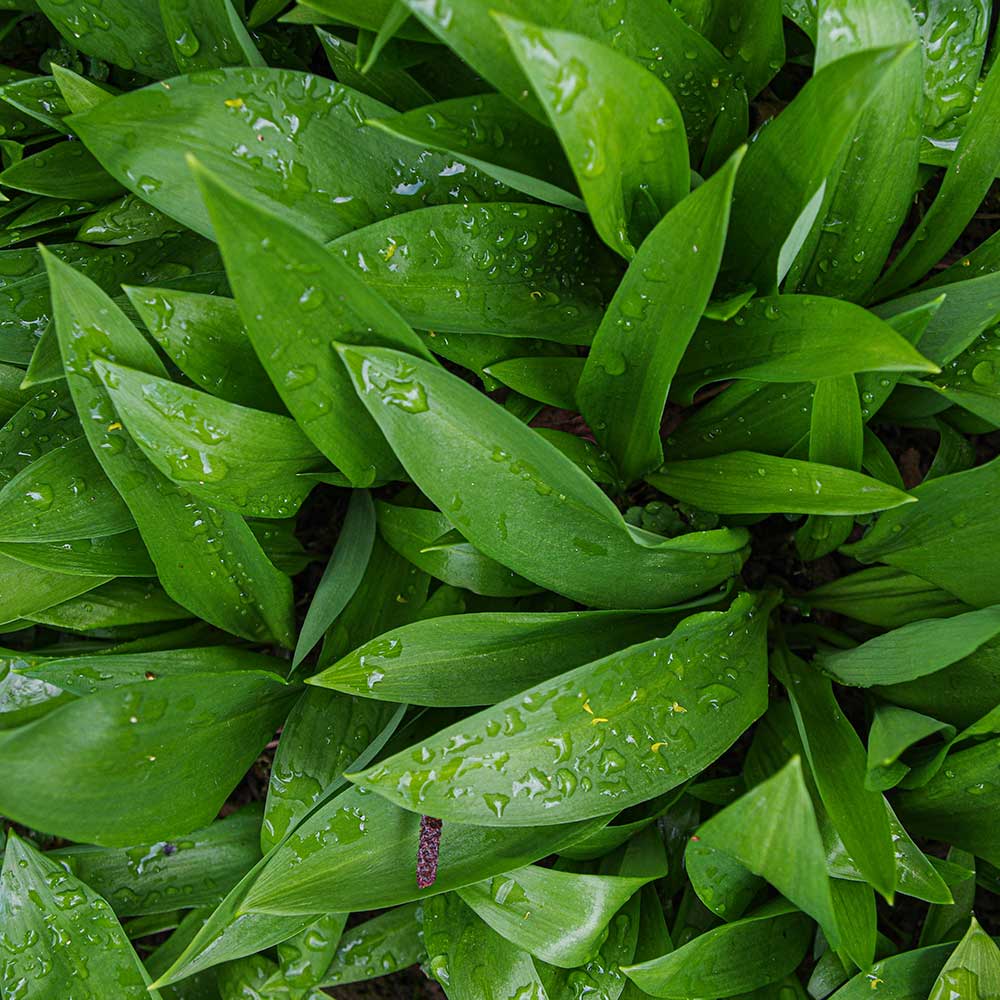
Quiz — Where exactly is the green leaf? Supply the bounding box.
[684,839,764,922]
[71,69,505,242]
[0,671,295,845]
[647,451,913,515]
[310,604,713,707]
[0,532,154,578]
[828,943,953,1000]
[696,757,841,949]
[77,193,183,246]
[484,356,583,410]
[927,918,1000,1000]
[459,864,653,967]
[0,832,162,999]
[376,501,543,597]
[261,687,401,851]
[399,0,729,139]
[773,648,896,902]
[792,0,921,301]
[93,358,322,518]
[160,0,265,71]
[0,140,122,201]
[496,16,689,259]
[804,565,971,628]
[819,605,1000,686]
[46,250,295,645]
[124,286,284,412]
[423,892,550,1000]
[25,577,189,631]
[877,56,1000,298]
[36,0,173,78]
[867,706,955,792]
[53,805,263,916]
[920,849,976,947]
[672,295,938,403]
[0,548,110,623]
[624,900,813,999]
[239,782,611,914]
[317,903,423,988]
[368,93,583,210]
[895,738,1000,865]
[338,344,749,608]
[578,148,743,482]
[272,911,348,995]
[349,592,771,826]
[842,457,1000,608]
[720,45,908,291]
[0,436,135,542]
[700,0,784,98]
[194,158,431,486]
[329,202,620,344]
[293,489,374,667]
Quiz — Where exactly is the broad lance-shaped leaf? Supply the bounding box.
[70,68,507,242]
[399,0,728,140]
[193,159,428,487]
[0,549,110,624]
[819,605,1000,686]
[671,295,938,403]
[773,649,897,901]
[124,286,285,413]
[0,533,154,579]
[578,148,743,484]
[0,671,295,846]
[318,903,423,988]
[647,451,913,516]
[497,16,689,259]
[44,249,296,646]
[93,359,323,519]
[867,706,954,792]
[239,783,612,916]
[842,457,1000,608]
[423,892,550,1000]
[348,592,771,827]
[338,345,749,608]
[459,864,655,968]
[877,52,1000,299]
[0,833,162,999]
[624,900,813,999]
[791,0,921,301]
[309,603,717,707]
[0,436,135,542]
[329,202,620,344]
[367,93,584,210]
[828,943,954,1000]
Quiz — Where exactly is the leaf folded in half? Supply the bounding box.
[578,148,743,484]
[349,592,771,826]
[310,603,710,707]
[338,344,749,608]
[70,69,506,242]
[194,159,429,487]
[0,671,295,846]
[647,451,913,516]
[0,833,161,999]
[45,249,295,646]
[93,358,323,518]
[496,16,689,259]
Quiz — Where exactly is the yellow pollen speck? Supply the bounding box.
[671,701,687,714]
[962,258,971,267]
[224,97,244,108]
[582,700,593,715]
[523,911,531,919]
[160,81,172,90]
[650,742,666,752]
[107,421,122,431]
[529,290,544,300]
[868,976,883,990]
[711,76,720,87]
[381,241,397,261]
[591,716,609,725]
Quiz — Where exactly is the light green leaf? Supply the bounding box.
[350,592,771,826]
[338,344,749,608]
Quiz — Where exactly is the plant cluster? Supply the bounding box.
[0,0,999,998]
